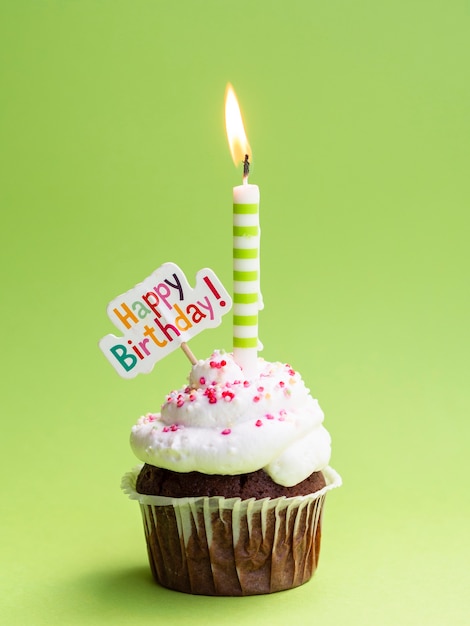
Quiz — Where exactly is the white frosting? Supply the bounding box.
[130,351,331,487]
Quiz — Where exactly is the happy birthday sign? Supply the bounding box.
[99,263,232,378]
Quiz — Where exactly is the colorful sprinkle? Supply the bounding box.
[204,387,218,404]
[210,359,227,369]
[255,419,263,427]
[221,428,232,435]
[162,423,182,433]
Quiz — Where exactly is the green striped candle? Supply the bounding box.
[225,83,261,376]
[233,182,261,376]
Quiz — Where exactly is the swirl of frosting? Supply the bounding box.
[130,351,331,487]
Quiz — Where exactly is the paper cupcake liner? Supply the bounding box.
[122,465,341,596]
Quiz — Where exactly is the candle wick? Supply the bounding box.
[243,154,250,184]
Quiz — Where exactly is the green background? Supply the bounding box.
[1,1,468,624]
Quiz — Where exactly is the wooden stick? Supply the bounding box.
[180,342,198,365]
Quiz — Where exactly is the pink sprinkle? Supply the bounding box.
[243,381,250,388]
[265,413,274,420]
[278,416,285,422]
[147,414,157,422]
[288,368,295,376]
[163,423,182,432]
[176,398,184,408]
[210,359,226,369]
[184,386,191,393]
[189,394,196,402]
[255,419,263,427]
[204,388,218,404]
[199,376,206,385]
[253,396,261,403]
[279,381,285,388]
[222,390,235,402]
[221,428,231,435]
[280,409,287,416]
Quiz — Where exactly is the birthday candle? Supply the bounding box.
[233,179,260,375]
[225,84,261,377]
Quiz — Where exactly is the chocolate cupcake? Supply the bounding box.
[122,351,341,595]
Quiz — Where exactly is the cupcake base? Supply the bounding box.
[123,466,341,596]
[135,463,328,499]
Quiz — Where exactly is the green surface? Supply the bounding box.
[1,1,469,624]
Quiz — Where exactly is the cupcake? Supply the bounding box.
[122,350,341,595]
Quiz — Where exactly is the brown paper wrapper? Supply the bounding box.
[122,465,341,596]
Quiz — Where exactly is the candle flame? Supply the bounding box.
[225,83,252,169]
